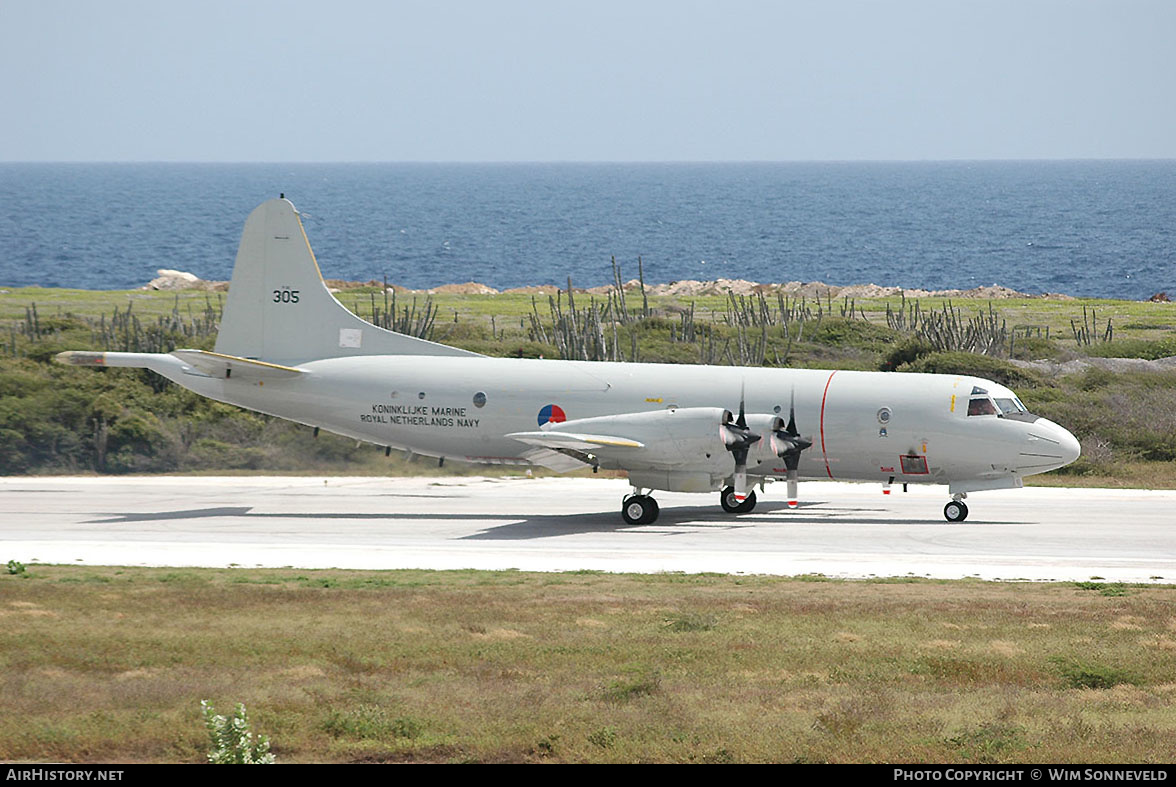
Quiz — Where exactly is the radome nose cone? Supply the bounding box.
[1036,419,1082,469]
[1057,426,1082,467]
[1019,418,1081,474]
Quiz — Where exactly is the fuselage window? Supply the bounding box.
[968,397,997,416]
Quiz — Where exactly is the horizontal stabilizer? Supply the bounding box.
[55,351,112,367]
[506,431,644,451]
[170,349,304,379]
[55,351,184,376]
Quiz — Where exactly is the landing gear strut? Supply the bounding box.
[621,494,659,525]
[944,493,969,523]
[720,486,757,514]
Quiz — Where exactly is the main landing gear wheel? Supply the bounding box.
[944,500,969,522]
[622,495,659,525]
[720,486,757,514]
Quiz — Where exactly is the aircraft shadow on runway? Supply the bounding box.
[82,502,1025,540]
[461,504,1025,540]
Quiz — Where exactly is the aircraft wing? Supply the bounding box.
[507,431,644,472]
[170,349,305,379]
[518,448,595,473]
[507,406,743,478]
[505,431,645,451]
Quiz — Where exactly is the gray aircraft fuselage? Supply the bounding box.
[96,350,1078,498]
[58,197,1081,522]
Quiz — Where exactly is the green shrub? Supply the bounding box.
[1083,337,1176,360]
[898,351,1043,389]
[664,612,718,632]
[1009,335,1064,361]
[200,700,274,764]
[947,722,1027,763]
[809,318,903,351]
[1049,657,1138,689]
[587,726,618,749]
[880,337,934,371]
[601,669,661,703]
[321,706,422,740]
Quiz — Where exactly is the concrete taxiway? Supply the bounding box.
[2,475,1174,582]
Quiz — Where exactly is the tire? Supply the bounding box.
[720,487,757,514]
[944,500,969,522]
[622,495,659,525]
[640,497,659,524]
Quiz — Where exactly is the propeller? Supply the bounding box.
[769,390,813,508]
[720,383,761,501]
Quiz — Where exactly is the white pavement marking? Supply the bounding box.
[2,475,1174,582]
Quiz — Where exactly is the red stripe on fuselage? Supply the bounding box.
[819,371,837,479]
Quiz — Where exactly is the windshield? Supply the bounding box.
[993,397,1028,415]
[967,397,997,416]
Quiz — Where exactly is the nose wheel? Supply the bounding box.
[943,499,969,522]
[621,494,659,524]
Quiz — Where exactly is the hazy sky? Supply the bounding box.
[1,0,1173,161]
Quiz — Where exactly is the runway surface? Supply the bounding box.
[2,475,1174,582]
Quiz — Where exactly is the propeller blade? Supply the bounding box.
[786,389,799,436]
[737,381,748,429]
[722,387,759,501]
[778,388,811,508]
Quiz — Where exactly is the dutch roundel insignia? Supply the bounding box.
[537,404,567,427]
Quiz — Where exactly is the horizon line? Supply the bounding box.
[3,157,1176,166]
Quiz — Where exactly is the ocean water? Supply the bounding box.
[0,161,1173,299]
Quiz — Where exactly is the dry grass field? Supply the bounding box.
[2,565,1175,763]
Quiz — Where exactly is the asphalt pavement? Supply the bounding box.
[2,475,1173,582]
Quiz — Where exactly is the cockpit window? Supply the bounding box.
[970,386,988,395]
[968,397,997,416]
[994,397,1027,415]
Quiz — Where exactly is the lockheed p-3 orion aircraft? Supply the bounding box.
[57,198,1081,524]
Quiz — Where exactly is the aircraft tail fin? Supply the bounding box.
[213,198,479,364]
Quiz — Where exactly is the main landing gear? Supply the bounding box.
[621,485,760,524]
[720,485,757,514]
[944,493,969,523]
[621,493,659,525]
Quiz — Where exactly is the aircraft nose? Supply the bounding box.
[1021,418,1081,472]
[1055,424,1081,467]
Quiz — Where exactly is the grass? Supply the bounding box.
[2,566,1176,763]
[1023,462,1176,490]
[4,285,1176,346]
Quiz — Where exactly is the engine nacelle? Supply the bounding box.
[546,406,734,468]
[742,413,790,459]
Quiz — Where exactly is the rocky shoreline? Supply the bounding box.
[145,268,1083,301]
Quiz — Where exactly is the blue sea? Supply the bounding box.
[1,162,1173,299]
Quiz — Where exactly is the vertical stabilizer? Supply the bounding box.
[213,198,478,364]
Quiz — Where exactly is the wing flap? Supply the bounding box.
[519,448,593,473]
